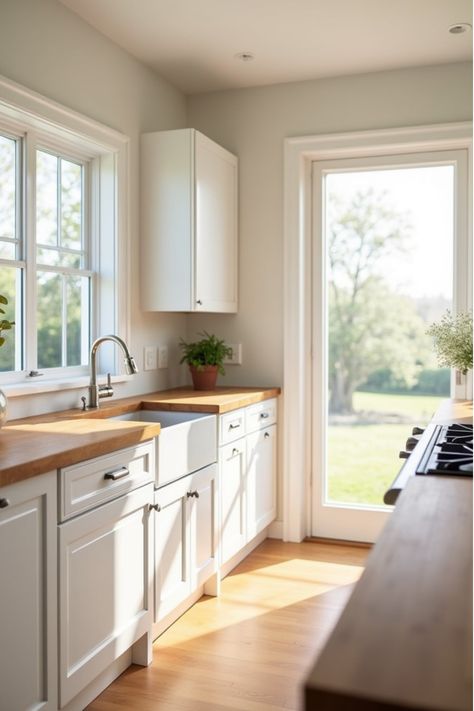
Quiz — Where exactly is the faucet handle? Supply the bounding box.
[98,373,114,399]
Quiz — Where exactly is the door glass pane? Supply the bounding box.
[37,271,62,369]
[325,166,453,507]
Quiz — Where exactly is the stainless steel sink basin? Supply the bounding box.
[109,409,217,486]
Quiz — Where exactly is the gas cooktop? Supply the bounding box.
[416,422,473,477]
[384,419,473,504]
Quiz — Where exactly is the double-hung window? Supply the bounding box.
[0,76,129,392]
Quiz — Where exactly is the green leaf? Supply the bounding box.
[0,295,8,305]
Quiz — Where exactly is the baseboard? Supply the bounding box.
[220,528,268,579]
[267,520,283,539]
[152,586,205,641]
[305,536,373,549]
[62,649,131,711]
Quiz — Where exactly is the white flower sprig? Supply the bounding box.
[426,310,473,375]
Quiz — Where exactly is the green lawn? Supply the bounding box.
[327,391,446,506]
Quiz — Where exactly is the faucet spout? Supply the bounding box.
[87,335,138,409]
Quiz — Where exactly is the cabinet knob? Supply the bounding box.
[260,412,270,419]
[264,432,270,438]
[149,503,161,512]
[0,498,10,509]
[196,299,202,305]
[187,490,199,499]
[232,447,240,456]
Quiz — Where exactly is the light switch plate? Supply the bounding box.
[144,346,157,370]
[158,345,168,369]
[224,343,242,365]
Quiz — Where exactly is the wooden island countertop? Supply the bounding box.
[0,386,280,487]
[305,399,473,711]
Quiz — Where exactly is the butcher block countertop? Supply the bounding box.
[0,386,280,488]
[305,399,473,711]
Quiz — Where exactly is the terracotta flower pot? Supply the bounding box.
[189,365,219,391]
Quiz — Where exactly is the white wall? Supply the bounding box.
[186,62,473,389]
[0,0,188,418]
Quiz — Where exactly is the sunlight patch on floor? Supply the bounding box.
[156,557,364,649]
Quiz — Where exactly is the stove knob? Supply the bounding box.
[405,435,420,451]
[412,426,424,436]
[399,450,411,459]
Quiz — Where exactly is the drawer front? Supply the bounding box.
[60,442,154,521]
[245,398,278,433]
[219,407,246,445]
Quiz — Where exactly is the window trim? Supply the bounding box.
[0,73,130,393]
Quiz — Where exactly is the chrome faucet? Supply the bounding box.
[86,335,138,409]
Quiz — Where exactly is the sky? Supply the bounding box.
[325,164,454,301]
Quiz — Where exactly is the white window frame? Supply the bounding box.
[283,122,473,542]
[0,74,130,396]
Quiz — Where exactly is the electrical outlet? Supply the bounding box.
[158,345,168,369]
[144,346,157,371]
[223,343,242,365]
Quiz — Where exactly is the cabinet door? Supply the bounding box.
[195,131,238,313]
[246,425,277,540]
[154,477,192,623]
[220,439,247,563]
[0,472,57,711]
[189,464,218,588]
[59,483,153,707]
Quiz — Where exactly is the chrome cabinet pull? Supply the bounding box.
[264,432,270,439]
[0,498,10,509]
[260,412,270,419]
[104,466,130,481]
[228,422,241,430]
[187,490,199,499]
[232,448,240,457]
[149,503,161,512]
[196,299,202,305]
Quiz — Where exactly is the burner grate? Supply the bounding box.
[417,423,473,478]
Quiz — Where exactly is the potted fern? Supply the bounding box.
[179,331,233,390]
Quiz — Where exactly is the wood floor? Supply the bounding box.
[87,539,368,711]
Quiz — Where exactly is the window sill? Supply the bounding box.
[1,374,133,398]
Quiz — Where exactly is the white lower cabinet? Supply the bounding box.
[219,399,278,567]
[153,475,192,624]
[59,482,154,707]
[246,425,277,540]
[0,471,57,711]
[153,463,218,632]
[220,438,247,563]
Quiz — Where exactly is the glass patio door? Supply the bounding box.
[311,149,469,542]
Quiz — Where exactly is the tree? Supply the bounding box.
[328,188,429,414]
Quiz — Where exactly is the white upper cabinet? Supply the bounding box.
[141,128,238,313]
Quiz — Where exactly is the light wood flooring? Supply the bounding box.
[87,539,368,711]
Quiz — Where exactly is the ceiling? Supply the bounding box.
[59,0,473,95]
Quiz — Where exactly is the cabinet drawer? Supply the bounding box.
[245,398,277,433]
[219,407,246,445]
[59,442,154,521]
